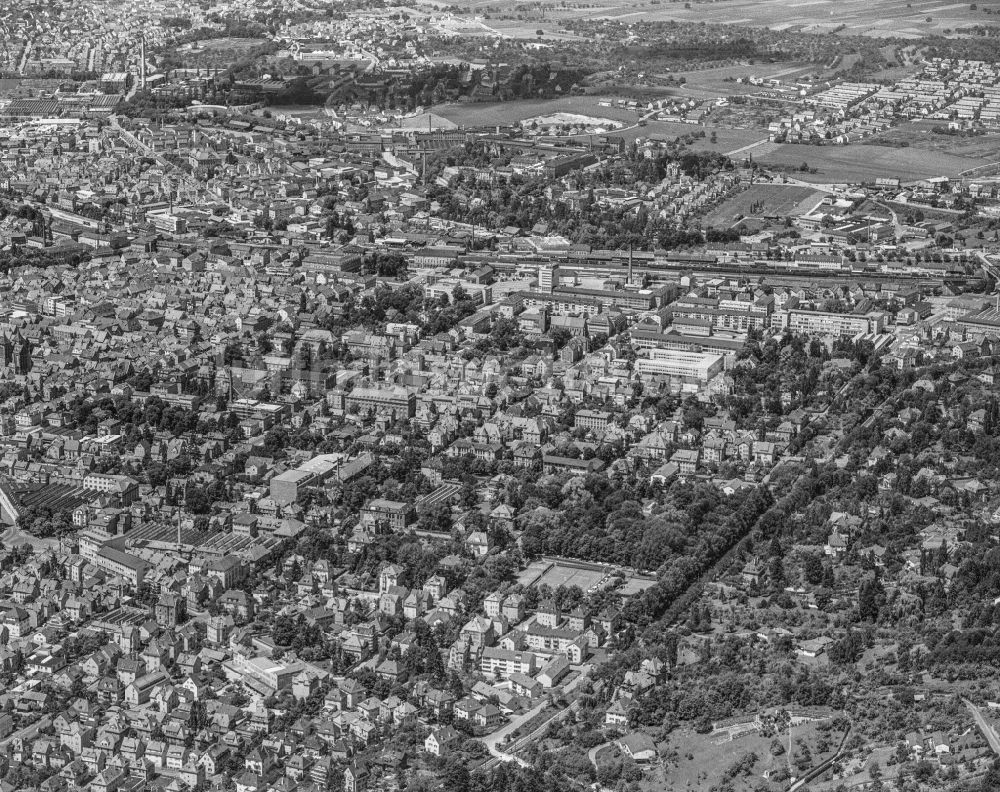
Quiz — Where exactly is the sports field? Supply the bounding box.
[518,558,612,592]
[517,556,658,596]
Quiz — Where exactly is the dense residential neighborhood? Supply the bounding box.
[4,3,1000,792]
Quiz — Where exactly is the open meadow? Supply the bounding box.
[754,143,982,183]
[600,118,766,150]
[432,95,641,126]
[612,0,989,37]
[871,121,1000,166]
[652,720,848,792]
[661,62,820,100]
[179,37,268,52]
[418,0,994,38]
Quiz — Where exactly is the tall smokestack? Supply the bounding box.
[140,36,147,90]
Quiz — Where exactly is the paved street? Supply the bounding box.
[481,701,546,766]
[965,699,1000,755]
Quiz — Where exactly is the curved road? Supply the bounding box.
[480,666,593,769]
[481,702,541,768]
[588,739,614,769]
[1,524,59,552]
[964,698,1000,755]
[788,725,852,792]
[976,251,1000,290]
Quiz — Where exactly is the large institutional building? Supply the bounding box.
[635,349,725,382]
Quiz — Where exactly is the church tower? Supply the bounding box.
[0,331,12,371]
[11,328,30,375]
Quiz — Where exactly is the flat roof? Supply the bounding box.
[271,469,313,484]
[297,453,342,475]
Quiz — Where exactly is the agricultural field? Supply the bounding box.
[696,128,772,156]
[429,13,585,39]
[646,0,987,37]
[661,62,820,100]
[443,0,992,38]
[701,184,827,228]
[480,20,585,39]
[871,121,1000,165]
[867,65,919,83]
[753,143,982,183]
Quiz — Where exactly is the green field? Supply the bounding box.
[657,721,847,792]
[663,62,819,100]
[436,105,768,152]
[634,123,769,156]
[754,143,981,183]
[434,96,979,184]
[415,0,995,39]
[417,0,993,38]
[809,745,901,792]
[871,122,1000,167]
[432,95,640,126]
[617,0,985,37]
[182,37,268,51]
